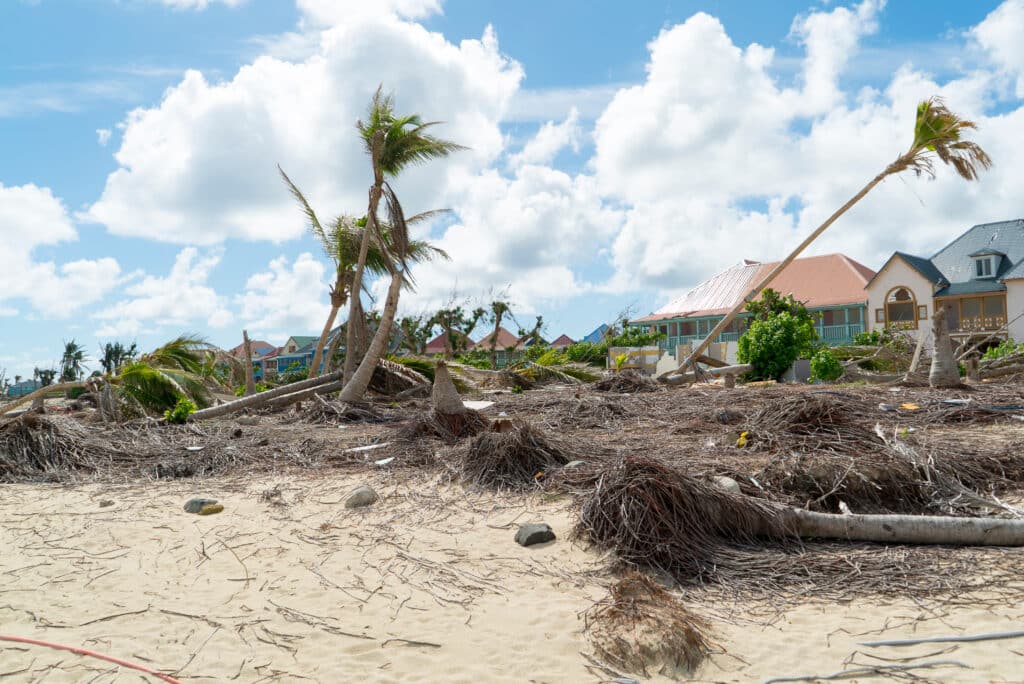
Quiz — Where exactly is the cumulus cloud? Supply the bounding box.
[508,108,581,168]
[972,0,1024,97]
[236,253,330,341]
[157,0,246,9]
[592,0,1024,296]
[84,16,522,245]
[0,183,121,318]
[92,248,232,337]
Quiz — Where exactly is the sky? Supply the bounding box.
[1,0,1022,378]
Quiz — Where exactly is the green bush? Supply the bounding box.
[983,339,1020,361]
[455,349,493,369]
[66,386,87,400]
[564,341,607,366]
[737,312,806,381]
[522,344,551,361]
[163,396,197,424]
[809,348,844,382]
[233,382,268,397]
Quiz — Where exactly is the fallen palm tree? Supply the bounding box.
[574,455,1024,587]
[458,418,576,490]
[584,572,715,679]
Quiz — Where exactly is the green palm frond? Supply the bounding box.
[115,361,211,412]
[892,96,992,180]
[139,335,208,374]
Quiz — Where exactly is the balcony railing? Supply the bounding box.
[950,315,1006,334]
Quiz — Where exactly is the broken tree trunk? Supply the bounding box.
[782,508,1024,546]
[432,360,467,414]
[929,307,961,388]
[242,329,256,396]
[0,381,88,416]
[660,364,752,386]
[190,369,344,420]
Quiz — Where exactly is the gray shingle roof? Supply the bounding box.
[934,281,1006,297]
[894,252,947,285]
[931,219,1024,284]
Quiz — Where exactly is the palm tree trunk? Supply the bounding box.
[243,330,256,395]
[783,508,1024,546]
[190,369,344,420]
[669,169,891,378]
[310,303,340,379]
[929,306,961,387]
[0,381,87,416]
[431,360,465,414]
[339,268,403,403]
[344,185,383,385]
[488,313,503,369]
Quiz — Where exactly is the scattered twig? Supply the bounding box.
[762,660,969,683]
[861,629,1024,647]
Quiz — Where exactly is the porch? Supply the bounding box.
[938,294,1007,338]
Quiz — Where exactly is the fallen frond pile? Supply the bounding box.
[575,455,790,582]
[459,420,577,489]
[593,370,659,394]
[0,413,108,480]
[301,396,387,425]
[585,572,716,678]
[396,408,490,443]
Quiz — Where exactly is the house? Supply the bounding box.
[6,379,41,397]
[866,219,1024,345]
[474,326,523,368]
[550,334,574,350]
[582,324,610,344]
[228,339,276,362]
[632,253,876,356]
[424,330,475,357]
[275,336,319,376]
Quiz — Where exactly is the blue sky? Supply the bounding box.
[1,0,1021,378]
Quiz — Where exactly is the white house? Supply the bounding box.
[866,219,1024,346]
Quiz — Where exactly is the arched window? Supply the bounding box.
[885,287,917,328]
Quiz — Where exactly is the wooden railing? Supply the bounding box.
[950,315,1006,333]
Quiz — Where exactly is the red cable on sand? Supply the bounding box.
[0,634,185,684]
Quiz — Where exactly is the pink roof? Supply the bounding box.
[425,331,474,355]
[476,326,520,350]
[634,253,875,323]
[228,340,275,358]
[550,334,574,349]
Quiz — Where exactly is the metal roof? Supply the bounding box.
[934,280,1006,297]
[931,219,1024,284]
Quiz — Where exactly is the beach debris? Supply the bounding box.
[585,572,714,678]
[761,660,969,683]
[860,629,1024,647]
[258,485,285,506]
[593,369,658,393]
[345,485,378,509]
[183,498,223,515]
[343,442,390,454]
[459,420,576,490]
[714,409,744,424]
[98,499,115,508]
[398,361,489,442]
[462,400,495,411]
[710,475,741,494]
[564,460,586,469]
[515,522,555,547]
[236,415,260,425]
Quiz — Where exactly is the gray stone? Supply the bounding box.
[345,485,378,509]
[183,498,218,514]
[98,499,115,508]
[711,475,741,494]
[515,522,556,547]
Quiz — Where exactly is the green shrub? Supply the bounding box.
[983,339,1020,361]
[455,349,493,369]
[564,341,607,366]
[233,382,269,397]
[66,386,87,400]
[809,348,844,382]
[737,312,806,381]
[163,396,197,424]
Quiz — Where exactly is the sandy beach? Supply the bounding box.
[2,466,1023,683]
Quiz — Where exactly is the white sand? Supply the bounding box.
[1,473,1022,683]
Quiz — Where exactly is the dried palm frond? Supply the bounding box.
[459,420,577,490]
[593,370,658,393]
[585,572,715,678]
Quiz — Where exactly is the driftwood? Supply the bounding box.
[762,661,969,684]
[782,508,1024,546]
[191,369,344,420]
[660,364,752,386]
[861,630,1024,647]
[0,381,87,416]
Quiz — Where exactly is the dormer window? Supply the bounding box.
[975,257,994,278]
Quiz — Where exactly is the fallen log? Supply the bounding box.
[783,508,1024,546]
[0,381,88,416]
[660,364,753,386]
[191,369,344,420]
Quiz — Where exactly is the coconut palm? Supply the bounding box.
[339,89,464,402]
[113,335,212,412]
[59,339,87,382]
[279,167,448,378]
[98,341,138,376]
[677,96,992,375]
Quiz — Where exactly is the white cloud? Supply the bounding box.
[84,17,522,245]
[92,248,232,337]
[157,0,246,9]
[296,0,442,25]
[96,128,112,145]
[0,183,121,318]
[972,0,1024,97]
[508,107,581,168]
[236,253,330,340]
[591,0,1024,296]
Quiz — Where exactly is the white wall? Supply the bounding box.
[1006,280,1024,342]
[865,258,934,335]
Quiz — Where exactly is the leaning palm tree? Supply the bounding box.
[674,96,992,377]
[338,88,464,402]
[279,167,448,377]
[112,335,213,414]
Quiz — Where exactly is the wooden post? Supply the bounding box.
[243,330,256,396]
